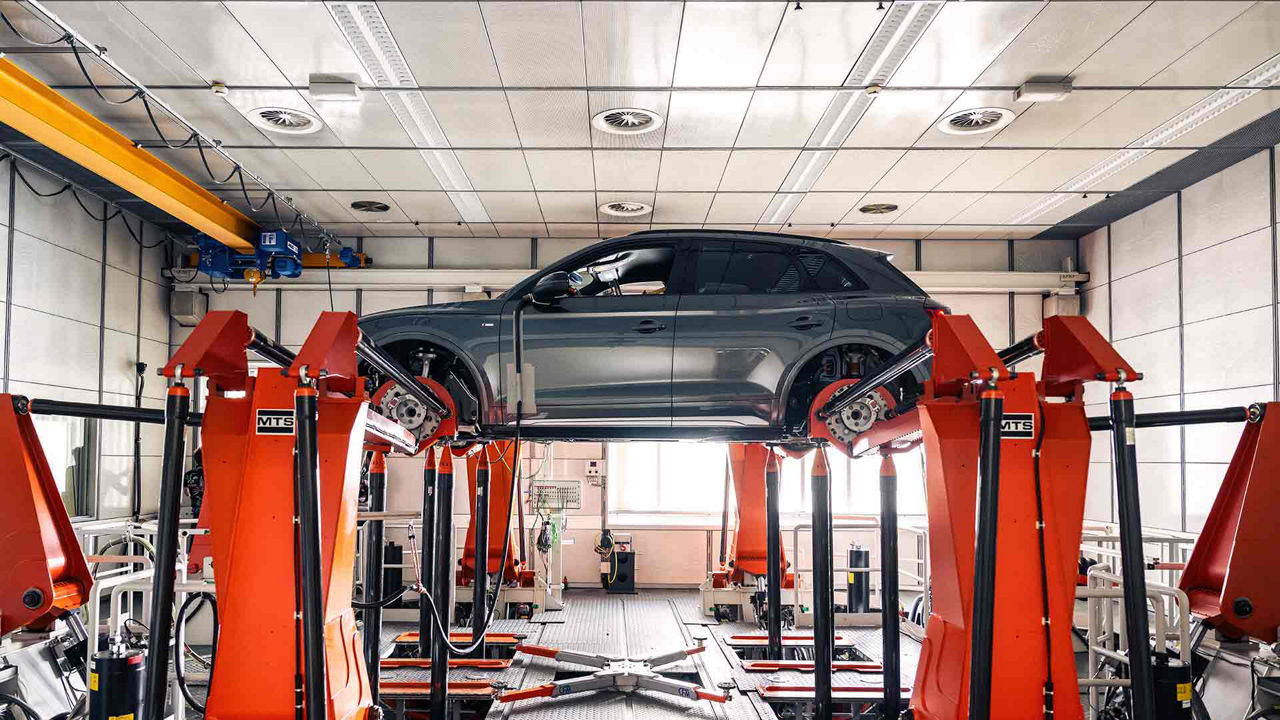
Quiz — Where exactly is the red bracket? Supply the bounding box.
[1040,315,1140,398]
[287,311,360,395]
[163,310,252,388]
[928,314,1008,396]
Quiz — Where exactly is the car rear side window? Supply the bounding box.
[693,242,806,294]
[797,251,867,292]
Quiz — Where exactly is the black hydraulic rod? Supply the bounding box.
[967,387,1004,720]
[718,456,731,567]
[294,386,328,720]
[362,452,388,706]
[356,335,450,418]
[1109,389,1156,720]
[879,453,902,719]
[470,453,491,658]
[141,384,190,720]
[997,332,1044,367]
[419,451,438,659]
[764,451,783,661]
[1088,405,1252,431]
[818,336,933,419]
[249,328,298,368]
[20,396,204,426]
[429,457,456,720]
[810,448,835,720]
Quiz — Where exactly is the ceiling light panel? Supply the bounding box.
[812,149,906,191]
[353,149,444,191]
[706,192,775,224]
[376,2,501,86]
[506,90,593,148]
[656,151,732,191]
[759,3,882,86]
[890,1,1042,87]
[974,2,1147,87]
[589,91,671,149]
[593,150,662,191]
[874,150,976,192]
[662,91,753,148]
[653,193,715,224]
[1077,149,1193,193]
[846,1,943,87]
[717,150,801,192]
[778,150,836,193]
[122,1,290,86]
[1168,85,1280,149]
[583,2,682,86]
[1147,1,1280,87]
[225,2,370,85]
[760,193,806,225]
[841,90,960,147]
[1058,90,1213,148]
[735,90,837,147]
[481,1,586,86]
[673,2,786,87]
[523,150,597,191]
[1070,1,1251,87]
[285,149,382,190]
[454,151,535,191]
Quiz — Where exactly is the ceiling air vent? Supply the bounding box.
[599,201,653,217]
[350,200,391,213]
[938,107,1015,136]
[592,108,664,136]
[859,203,899,215]
[248,107,323,135]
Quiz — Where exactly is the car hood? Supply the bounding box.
[361,298,504,326]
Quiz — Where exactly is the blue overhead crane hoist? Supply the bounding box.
[195,229,363,290]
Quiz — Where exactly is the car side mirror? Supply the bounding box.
[531,271,572,304]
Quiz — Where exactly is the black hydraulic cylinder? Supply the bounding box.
[21,396,203,426]
[429,458,455,720]
[294,387,327,720]
[356,335,449,418]
[363,453,387,706]
[1110,390,1156,720]
[819,335,933,419]
[470,455,490,658]
[764,452,783,661]
[967,388,1004,720]
[419,453,438,659]
[879,454,902,719]
[249,328,299,368]
[997,332,1044,367]
[141,385,190,720]
[847,547,870,613]
[1088,405,1250,431]
[810,449,835,720]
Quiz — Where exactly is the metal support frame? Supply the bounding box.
[967,386,1004,720]
[293,384,328,720]
[141,383,190,720]
[419,450,437,659]
[470,451,490,658]
[809,448,834,720]
[363,451,388,706]
[879,453,901,719]
[430,453,455,720]
[764,450,783,662]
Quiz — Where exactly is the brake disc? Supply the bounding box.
[824,394,886,445]
[376,384,442,445]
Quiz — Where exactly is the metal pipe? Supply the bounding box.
[810,448,834,720]
[967,386,1004,720]
[1109,388,1156,720]
[20,396,203,426]
[470,449,491,658]
[879,453,901,719]
[362,451,388,706]
[141,383,190,720]
[249,328,299,368]
[818,336,933,420]
[718,454,731,567]
[1087,405,1253,431]
[293,385,328,720]
[429,453,456,720]
[356,334,450,418]
[997,331,1044,367]
[764,450,783,662]
[419,449,438,660]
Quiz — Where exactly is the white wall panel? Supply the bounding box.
[139,280,169,343]
[1136,462,1182,531]
[1184,464,1229,533]
[11,231,101,325]
[279,291,359,347]
[1133,395,1182,464]
[1085,462,1113,522]
[919,240,1006,271]
[362,238,433,269]
[101,330,138,398]
[13,170,103,261]
[1181,151,1270,254]
[1078,227,1107,289]
[103,267,139,335]
[1182,227,1272,324]
[1012,239,1074,272]
[361,291,430,317]
[1109,195,1177,279]
[1081,285,1110,342]
[1111,328,1180,400]
[1109,261,1179,341]
[1184,385,1275,464]
[9,306,99,391]
[1183,307,1273,395]
[932,293,1008,347]
[208,290,278,339]
[435,237,532,269]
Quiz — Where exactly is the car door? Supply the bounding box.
[500,240,684,426]
[671,240,835,426]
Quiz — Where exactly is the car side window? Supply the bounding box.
[568,244,676,297]
[693,242,808,295]
[796,251,868,292]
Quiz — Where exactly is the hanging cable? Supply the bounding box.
[12,164,70,198]
[1031,404,1055,720]
[192,137,241,186]
[67,40,144,106]
[0,8,69,46]
[140,96,198,150]
[71,188,120,222]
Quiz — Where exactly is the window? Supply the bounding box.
[33,415,96,519]
[796,252,866,292]
[569,244,676,297]
[692,242,807,295]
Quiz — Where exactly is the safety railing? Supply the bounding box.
[1080,527,1197,588]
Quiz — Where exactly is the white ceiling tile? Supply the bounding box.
[1147,2,1280,87]
[1071,2,1253,86]
[353,150,444,191]
[583,2,683,86]
[705,224,758,232]
[389,192,464,223]
[479,192,545,222]
[283,190,358,223]
[653,193,715,224]
[874,150,976,192]
[1080,149,1194,192]
[381,2,502,86]
[361,223,423,237]
[600,223,651,237]
[949,192,1048,225]
[224,2,370,85]
[934,150,1043,192]
[828,225,886,239]
[39,1,203,84]
[308,92,413,147]
[718,150,800,192]
[524,151,597,191]
[507,91,592,148]
[998,149,1114,191]
[894,192,983,225]
[219,89,343,147]
[663,91,754,147]
[839,192,924,224]
[735,90,837,147]
[812,149,905,191]
[890,2,1043,87]
[1003,226,1052,240]
[594,151,662,191]
[127,88,267,146]
[588,91,672,149]
[123,1,290,86]
[154,147,320,191]
[465,223,498,237]
[758,3,882,86]
[1028,193,1104,225]
[596,192,656,223]
[537,193,599,222]
[422,91,520,147]
[842,90,961,148]
[974,2,1148,86]
[455,151,534,191]
[1058,90,1212,148]
[284,149,381,190]
[656,151,732,191]
[928,226,998,240]
[481,2,586,86]
[787,193,860,224]
[673,3,787,87]
[546,223,602,237]
[330,190,409,222]
[785,224,835,238]
[495,223,548,238]
[1170,89,1280,150]
[706,193,773,224]
[879,225,938,239]
[915,91,1030,148]
[985,90,1127,148]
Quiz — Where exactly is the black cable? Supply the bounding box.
[175,593,219,713]
[0,693,44,720]
[140,96,199,150]
[1031,403,1054,720]
[0,9,70,46]
[117,214,164,249]
[351,585,409,610]
[67,40,143,106]
[193,137,241,186]
[12,165,70,197]
[70,189,120,223]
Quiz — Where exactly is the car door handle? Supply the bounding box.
[632,319,667,334]
[788,316,824,331]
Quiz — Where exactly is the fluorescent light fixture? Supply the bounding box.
[761,193,805,225]
[327,1,490,223]
[1013,81,1072,103]
[779,150,836,193]
[1006,51,1280,226]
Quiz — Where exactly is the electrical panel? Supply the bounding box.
[530,478,582,510]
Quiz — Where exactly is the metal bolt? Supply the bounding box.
[22,588,43,609]
[1233,597,1254,618]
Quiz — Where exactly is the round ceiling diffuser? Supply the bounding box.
[248,106,323,135]
[599,201,653,217]
[592,108,664,136]
[350,200,391,213]
[938,107,1015,135]
[859,203,899,215]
